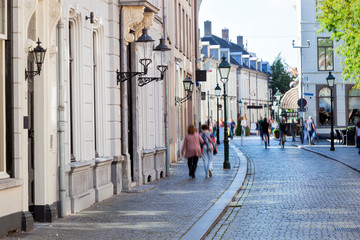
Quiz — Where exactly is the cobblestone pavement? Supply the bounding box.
[207,136,360,240]
[298,139,360,173]
[5,141,243,240]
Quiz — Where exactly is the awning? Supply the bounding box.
[280,86,299,109]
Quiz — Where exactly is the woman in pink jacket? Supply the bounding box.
[181,124,204,178]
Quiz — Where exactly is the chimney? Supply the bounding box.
[222,28,229,41]
[237,36,244,48]
[204,20,212,36]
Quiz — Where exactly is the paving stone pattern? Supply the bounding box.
[5,143,240,240]
[207,136,360,240]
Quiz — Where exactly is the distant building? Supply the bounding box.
[200,21,271,129]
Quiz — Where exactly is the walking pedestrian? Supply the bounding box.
[356,119,360,154]
[303,119,309,143]
[290,119,296,142]
[230,119,236,139]
[279,117,287,147]
[181,124,204,178]
[307,116,316,145]
[200,124,216,178]
[258,117,264,142]
[261,118,270,147]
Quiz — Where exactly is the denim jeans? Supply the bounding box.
[202,150,213,177]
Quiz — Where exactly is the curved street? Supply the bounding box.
[207,136,360,240]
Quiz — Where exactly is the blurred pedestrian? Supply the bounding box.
[200,124,216,178]
[307,116,316,145]
[356,119,360,154]
[290,119,296,142]
[280,117,287,147]
[261,117,270,146]
[181,124,204,178]
[230,119,236,139]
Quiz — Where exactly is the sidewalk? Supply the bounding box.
[294,138,360,172]
[5,141,247,240]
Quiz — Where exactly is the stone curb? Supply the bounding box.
[180,143,249,240]
[296,145,360,174]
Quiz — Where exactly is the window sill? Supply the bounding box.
[0,178,23,191]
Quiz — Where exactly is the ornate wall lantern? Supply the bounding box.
[25,38,47,80]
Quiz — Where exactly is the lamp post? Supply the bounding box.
[274,89,281,122]
[215,84,221,145]
[326,71,335,151]
[207,90,210,127]
[218,56,231,169]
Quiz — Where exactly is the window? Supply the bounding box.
[318,87,331,126]
[174,0,177,47]
[0,0,6,179]
[210,49,218,61]
[201,45,208,57]
[348,86,360,125]
[178,4,181,51]
[317,37,333,71]
[0,0,6,37]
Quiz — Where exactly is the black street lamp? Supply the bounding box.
[218,56,231,169]
[25,38,47,80]
[326,71,335,151]
[215,84,221,145]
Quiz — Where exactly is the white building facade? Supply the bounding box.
[297,0,360,134]
[0,0,201,236]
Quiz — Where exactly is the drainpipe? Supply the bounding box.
[120,7,125,155]
[57,0,66,218]
[163,0,170,177]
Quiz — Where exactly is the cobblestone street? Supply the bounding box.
[207,136,360,240]
[4,140,245,240]
[4,135,360,240]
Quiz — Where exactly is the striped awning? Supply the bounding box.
[280,86,300,109]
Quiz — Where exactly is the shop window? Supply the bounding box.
[348,86,360,125]
[317,37,333,71]
[318,87,331,126]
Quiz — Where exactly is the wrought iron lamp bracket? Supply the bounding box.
[25,69,41,80]
[175,94,192,105]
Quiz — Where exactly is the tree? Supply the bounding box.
[269,54,294,96]
[317,0,360,87]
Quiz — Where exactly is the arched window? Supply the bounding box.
[318,87,331,126]
[348,86,360,125]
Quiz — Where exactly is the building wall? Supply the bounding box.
[167,0,198,163]
[298,0,355,134]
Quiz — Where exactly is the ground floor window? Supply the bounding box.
[318,87,331,126]
[348,86,360,125]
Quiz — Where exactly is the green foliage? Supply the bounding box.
[269,55,294,95]
[346,126,355,132]
[317,0,360,87]
[273,128,280,138]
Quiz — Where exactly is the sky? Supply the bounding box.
[199,0,298,68]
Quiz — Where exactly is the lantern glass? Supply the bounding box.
[183,75,194,94]
[32,38,47,71]
[215,84,221,96]
[218,56,231,80]
[326,71,335,87]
